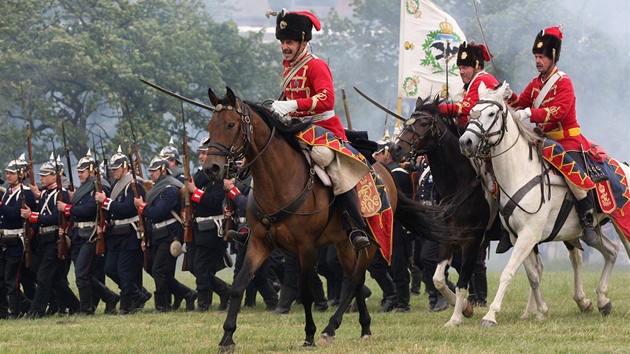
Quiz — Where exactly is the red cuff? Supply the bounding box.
[191,188,204,203]
[102,197,112,211]
[138,202,148,215]
[29,212,39,224]
[64,204,72,217]
[227,186,241,201]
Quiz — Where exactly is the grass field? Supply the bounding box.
[2,261,630,353]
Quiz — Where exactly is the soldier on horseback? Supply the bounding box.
[226,9,370,250]
[503,25,599,247]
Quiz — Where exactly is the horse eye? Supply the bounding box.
[227,122,235,129]
[469,110,481,119]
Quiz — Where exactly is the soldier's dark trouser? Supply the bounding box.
[28,240,61,317]
[276,255,299,313]
[4,255,26,318]
[151,240,193,312]
[391,221,411,310]
[0,257,7,319]
[193,244,225,310]
[54,259,79,314]
[104,235,143,313]
[234,243,278,308]
[368,252,396,312]
[421,239,446,307]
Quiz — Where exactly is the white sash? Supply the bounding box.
[533,71,563,108]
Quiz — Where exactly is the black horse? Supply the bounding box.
[391,97,497,327]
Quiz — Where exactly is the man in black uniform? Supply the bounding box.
[160,137,185,183]
[20,154,76,318]
[185,137,231,312]
[134,156,196,312]
[95,147,150,314]
[1,154,37,319]
[57,150,120,315]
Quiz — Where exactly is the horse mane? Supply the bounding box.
[507,106,544,145]
[243,101,312,153]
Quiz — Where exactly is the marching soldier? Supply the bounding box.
[57,150,120,315]
[160,137,185,183]
[20,154,77,318]
[134,156,196,312]
[1,154,37,319]
[95,147,151,314]
[185,137,231,312]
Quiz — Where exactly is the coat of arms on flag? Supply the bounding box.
[398,0,466,100]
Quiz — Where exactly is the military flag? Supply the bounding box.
[398,0,466,101]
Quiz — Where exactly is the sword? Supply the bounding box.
[353,86,406,122]
[139,78,215,112]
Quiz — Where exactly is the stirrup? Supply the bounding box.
[227,227,250,245]
[349,229,370,250]
[581,226,599,246]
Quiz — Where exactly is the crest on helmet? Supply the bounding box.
[109,145,129,170]
[160,137,181,164]
[77,149,96,172]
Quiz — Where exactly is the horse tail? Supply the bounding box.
[394,190,463,245]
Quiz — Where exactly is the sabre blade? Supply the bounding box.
[353,86,406,122]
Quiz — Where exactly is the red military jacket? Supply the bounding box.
[282,51,347,141]
[508,67,590,151]
[439,71,499,127]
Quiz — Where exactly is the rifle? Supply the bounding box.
[18,163,34,268]
[26,125,35,187]
[126,102,144,179]
[127,142,150,272]
[52,148,69,260]
[99,134,111,183]
[180,99,193,272]
[93,139,106,256]
[61,123,75,192]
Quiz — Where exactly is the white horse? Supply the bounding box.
[459,82,630,327]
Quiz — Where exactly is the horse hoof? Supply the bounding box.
[599,301,612,316]
[581,300,594,313]
[360,334,371,340]
[217,344,235,354]
[302,341,316,349]
[318,333,335,346]
[443,320,460,328]
[463,301,474,318]
[479,319,497,328]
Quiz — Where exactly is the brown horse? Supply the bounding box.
[203,87,460,353]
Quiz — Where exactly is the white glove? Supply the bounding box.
[514,107,532,121]
[271,100,298,117]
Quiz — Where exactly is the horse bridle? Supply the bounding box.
[396,111,448,161]
[206,99,275,178]
[465,99,510,158]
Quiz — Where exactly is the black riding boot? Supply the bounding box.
[275,285,298,314]
[226,225,250,245]
[154,291,171,313]
[119,295,133,315]
[410,265,422,296]
[577,197,599,246]
[495,228,512,254]
[337,190,370,250]
[313,279,329,312]
[78,287,94,316]
[7,294,21,319]
[211,277,231,311]
[373,273,396,313]
[257,280,279,311]
[395,285,411,313]
[468,273,488,307]
[195,290,211,312]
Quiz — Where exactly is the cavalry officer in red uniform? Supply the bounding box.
[439,41,499,128]
[228,9,370,250]
[504,25,599,247]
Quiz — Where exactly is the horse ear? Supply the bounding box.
[477,81,488,97]
[208,87,220,106]
[414,97,424,110]
[225,87,237,106]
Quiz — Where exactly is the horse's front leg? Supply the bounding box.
[444,243,479,327]
[480,233,538,328]
[298,250,317,348]
[218,236,271,353]
[433,258,455,304]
